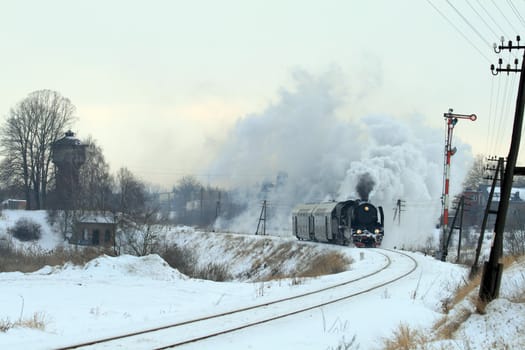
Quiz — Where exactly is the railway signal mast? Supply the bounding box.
[441,109,476,261]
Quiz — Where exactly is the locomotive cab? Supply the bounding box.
[351,201,384,248]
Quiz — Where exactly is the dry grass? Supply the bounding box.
[501,254,521,267]
[298,251,351,278]
[382,323,429,350]
[383,255,525,347]
[18,312,47,330]
[431,254,525,342]
[450,274,481,310]
[0,244,112,273]
[433,307,472,340]
[0,312,48,332]
[255,249,352,281]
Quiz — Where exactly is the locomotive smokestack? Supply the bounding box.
[356,173,375,201]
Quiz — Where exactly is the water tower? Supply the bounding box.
[51,130,87,209]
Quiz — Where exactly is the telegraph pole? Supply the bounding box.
[441,109,477,261]
[255,200,267,235]
[480,36,525,302]
[215,191,221,219]
[393,199,405,225]
[442,196,466,263]
[471,157,504,278]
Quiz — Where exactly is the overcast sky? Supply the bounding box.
[1,0,524,188]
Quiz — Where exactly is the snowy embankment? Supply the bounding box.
[0,210,524,349]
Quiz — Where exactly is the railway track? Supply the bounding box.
[56,249,417,350]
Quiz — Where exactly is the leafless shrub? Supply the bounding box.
[160,244,197,276]
[193,263,232,282]
[8,218,42,241]
[161,244,231,281]
[505,230,525,256]
[290,276,305,286]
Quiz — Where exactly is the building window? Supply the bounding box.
[104,230,111,243]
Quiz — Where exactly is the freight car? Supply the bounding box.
[292,199,384,247]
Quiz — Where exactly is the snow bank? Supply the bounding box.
[35,254,188,281]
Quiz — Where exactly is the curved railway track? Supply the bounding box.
[56,248,417,350]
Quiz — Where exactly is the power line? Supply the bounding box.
[465,0,499,39]
[503,75,518,154]
[425,0,492,63]
[506,0,525,29]
[446,0,492,48]
[493,74,511,155]
[494,76,515,154]
[489,75,504,155]
[476,0,511,40]
[491,0,520,35]
[485,77,496,156]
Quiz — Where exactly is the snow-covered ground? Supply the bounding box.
[0,210,524,349]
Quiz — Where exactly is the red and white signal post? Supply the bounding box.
[441,108,476,261]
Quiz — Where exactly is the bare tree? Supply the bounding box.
[115,167,146,215]
[119,209,165,256]
[0,90,75,209]
[78,137,114,211]
[172,175,202,223]
[462,154,488,191]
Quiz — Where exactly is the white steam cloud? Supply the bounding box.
[209,69,472,249]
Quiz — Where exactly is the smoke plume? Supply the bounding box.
[208,69,473,249]
[356,173,375,201]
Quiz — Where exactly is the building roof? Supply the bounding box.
[77,214,117,225]
[53,130,83,147]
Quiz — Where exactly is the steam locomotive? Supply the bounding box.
[292,199,384,247]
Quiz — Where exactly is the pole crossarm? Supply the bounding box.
[514,166,525,176]
[492,36,524,75]
[480,34,525,302]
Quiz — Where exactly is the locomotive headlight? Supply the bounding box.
[374,229,380,234]
[364,206,369,212]
[356,229,362,234]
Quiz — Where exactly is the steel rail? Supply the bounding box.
[56,249,416,350]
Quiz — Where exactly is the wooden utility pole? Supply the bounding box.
[471,157,504,278]
[393,199,405,225]
[441,196,466,263]
[255,200,267,235]
[480,36,525,302]
[215,191,221,219]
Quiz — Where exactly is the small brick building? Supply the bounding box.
[1,199,27,210]
[72,214,117,247]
